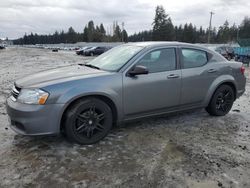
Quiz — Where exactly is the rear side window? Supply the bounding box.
[181,49,208,69]
[137,48,176,73]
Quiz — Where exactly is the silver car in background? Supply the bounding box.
[6,42,246,144]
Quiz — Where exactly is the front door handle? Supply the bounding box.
[167,74,180,79]
[207,69,217,73]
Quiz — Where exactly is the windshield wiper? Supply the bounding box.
[79,63,100,70]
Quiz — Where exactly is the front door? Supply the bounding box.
[123,47,181,117]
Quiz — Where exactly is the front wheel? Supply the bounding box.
[64,98,113,144]
[206,85,235,116]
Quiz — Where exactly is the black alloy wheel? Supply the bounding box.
[64,98,113,144]
[206,85,235,116]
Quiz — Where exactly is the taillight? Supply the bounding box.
[240,66,245,75]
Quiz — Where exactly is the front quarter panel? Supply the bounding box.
[42,73,123,129]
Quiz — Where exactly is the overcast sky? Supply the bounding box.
[0,0,249,39]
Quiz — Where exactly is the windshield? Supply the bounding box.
[79,47,88,50]
[86,45,143,71]
[88,47,96,50]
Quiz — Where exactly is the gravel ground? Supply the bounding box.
[0,47,250,188]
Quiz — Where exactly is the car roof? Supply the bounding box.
[125,42,223,58]
[127,41,211,51]
[129,41,196,47]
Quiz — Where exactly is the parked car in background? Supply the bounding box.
[52,48,59,52]
[84,46,110,56]
[215,46,235,60]
[76,47,92,55]
[0,45,6,49]
[6,42,246,144]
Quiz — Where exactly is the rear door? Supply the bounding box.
[180,48,218,106]
[123,47,181,117]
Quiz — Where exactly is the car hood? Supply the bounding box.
[15,65,107,88]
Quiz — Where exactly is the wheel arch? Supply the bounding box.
[205,79,237,106]
[59,94,118,132]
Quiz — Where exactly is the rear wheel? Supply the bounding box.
[64,98,113,144]
[206,85,234,116]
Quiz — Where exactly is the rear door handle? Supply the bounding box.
[167,74,180,79]
[207,69,217,73]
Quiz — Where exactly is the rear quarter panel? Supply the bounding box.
[230,61,246,95]
[203,61,246,106]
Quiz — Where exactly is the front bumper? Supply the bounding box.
[237,89,245,98]
[6,97,64,135]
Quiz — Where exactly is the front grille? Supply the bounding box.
[11,85,21,99]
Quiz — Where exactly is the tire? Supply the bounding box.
[90,52,94,56]
[206,85,235,116]
[64,98,113,144]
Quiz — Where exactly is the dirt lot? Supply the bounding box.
[0,47,250,188]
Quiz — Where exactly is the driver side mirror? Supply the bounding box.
[128,65,149,76]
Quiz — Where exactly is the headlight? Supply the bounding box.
[17,89,49,105]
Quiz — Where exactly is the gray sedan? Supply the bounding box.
[6,42,246,144]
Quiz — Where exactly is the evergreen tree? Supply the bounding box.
[87,21,95,42]
[229,23,238,42]
[182,23,196,43]
[100,23,106,35]
[23,33,28,44]
[92,26,102,42]
[239,17,250,38]
[66,27,77,43]
[128,30,153,42]
[217,20,230,43]
[83,26,88,42]
[152,5,175,41]
[12,13,250,45]
[122,29,128,42]
[113,24,122,41]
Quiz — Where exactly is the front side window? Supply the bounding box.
[181,49,208,69]
[136,48,176,73]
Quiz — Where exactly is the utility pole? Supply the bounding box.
[208,11,215,44]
